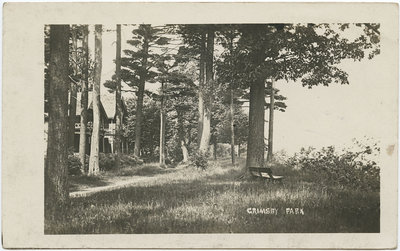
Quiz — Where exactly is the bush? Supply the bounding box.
[98,153,143,171]
[287,140,380,191]
[67,154,82,175]
[99,153,116,171]
[189,151,208,170]
[120,154,143,167]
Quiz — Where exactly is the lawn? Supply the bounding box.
[46,158,380,234]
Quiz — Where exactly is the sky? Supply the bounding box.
[91,24,390,155]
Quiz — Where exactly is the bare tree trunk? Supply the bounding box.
[177,111,189,162]
[199,29,214,153]
[267,79,275,162]
[134,35,149,157]
[79,25,89,172]
[238,143,241,157]
[213,139,217,160]
[197,32,206,146]
[115,24,122,168]
[88,25,102,176]
[230,88,235,165]
[181,140,189,162]
[134,79,145,157]
[68,25,78,151]
[45,25,70,221]
[159,82,166,165]
[246,78,267,170]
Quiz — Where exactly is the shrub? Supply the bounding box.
[98,153,144,171]
[99,153,116,171]
[120,154,143,167]
[67,154,82,175]
[189,151,208,170]
[287,140,380,191]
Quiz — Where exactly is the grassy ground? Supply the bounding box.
[46,158,379,234]
[69,163,173,193]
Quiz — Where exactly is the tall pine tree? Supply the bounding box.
[121,24,169,157]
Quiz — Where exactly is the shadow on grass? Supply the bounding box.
[107,164,178,177]
[69,175,110,192]
[51,158,379,234]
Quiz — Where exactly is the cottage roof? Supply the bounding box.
[99,92,127,120]
[75,92,108,121]
[75,92,126,120]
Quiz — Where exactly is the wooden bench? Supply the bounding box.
[249,167,284,181]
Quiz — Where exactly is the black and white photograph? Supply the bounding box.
[3,2,398,249]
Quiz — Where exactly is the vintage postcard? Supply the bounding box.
[2,2,398,249]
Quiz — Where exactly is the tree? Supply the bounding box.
[266,79,275,162]
[67,25,79,150]
[235,23,380,173]
[162,62,198,163]
[79,25,89,170]
[159,81,166,165]
[199,27,215,153]
[167,81,198,163]
[115,24,122,168]
[153,55,176,166]
[124,96,161,161]
[45,25,70,221]
[215,26,241,164]
[121,24,169,157]
[88,25,102,176]
[234,111,249,157]
[179,25,216,154]
[153,41,193,165]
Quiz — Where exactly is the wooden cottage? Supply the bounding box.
[101,93,129,153]
[73,92,109,154]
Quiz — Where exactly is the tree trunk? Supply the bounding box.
[159,82,166,165]
[238,143,241,157]
[197,32,206,146]
[230,88,235,165]
[68,25,78,150]
[213,139,217,160]
[199,29,214,153]
[45,25,70,221]
[181,140,189,162]
[88,25,102,176]
[134,35,149,157]
[267,79,275,162]
[79,25,89,172]
[177,110,189,162]
[115,24,122,168]
[246,78,267,170]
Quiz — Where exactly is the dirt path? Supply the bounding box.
[69,160,239,198]
[69,175,161,198]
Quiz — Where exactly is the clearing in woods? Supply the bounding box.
[47,158,379,234]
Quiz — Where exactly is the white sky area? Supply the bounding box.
[90,24,390,155]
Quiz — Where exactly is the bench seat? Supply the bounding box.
[249,167,284,181]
